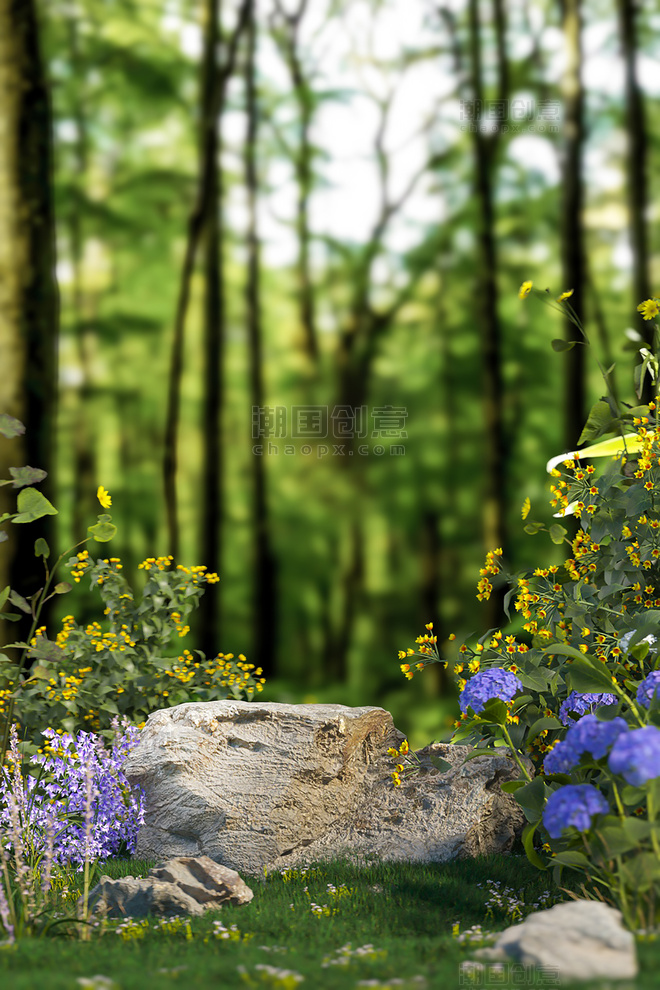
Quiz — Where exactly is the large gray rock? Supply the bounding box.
[123,701,527,874]
[473,899,638,982]
[83,855,253,919]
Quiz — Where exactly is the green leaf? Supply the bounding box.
[54,582,71,595]
[8,465,47,489]
[514,776,547,822]
[28,665,52,681]
[8,590,31,614]
[542,643,590,662]
[549,524,568,545]
[462,747,504,761]
[88,514,117,543]
[500,779,527,794]
[551,339,577,353]
[522,820,547,870]
[526,716,563,745]
[427,755,452,773]
[34,538,50,559]
[621,817,653,843]
[12,487,58,523]
[567,659,616,694]
[478,698,509,726]
[0,414,25,438]
[551,850,591,869]
[0,586,9,610]
[518,669,553,693]
[578,399,618,445]
[523,522,545,535]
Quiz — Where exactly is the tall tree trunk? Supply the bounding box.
[270,0,318,365]
[197,0,224,659]
[66,13,96,542]
[245,0,278,680]
[163,0,250,562]
[560,0,586,447]
[0,0,58,649]
[617,0,653,398]
[466,0,508,627]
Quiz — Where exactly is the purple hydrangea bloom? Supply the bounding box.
[459,668,523,714]
[567,714,628,760]
[608,726,660,786]
[636,671,660,709]
[543,715,627,775]
[558,692,617,726]
[542,784,609,839]
[544,739,578,775]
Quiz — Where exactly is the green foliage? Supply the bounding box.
[397,293,660,931]
[0,417,262,756]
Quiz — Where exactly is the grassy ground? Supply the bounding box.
[0,851,655,990]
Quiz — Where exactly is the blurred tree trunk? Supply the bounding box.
[269,0,318,366]
[197,0,224,659]
[466,0,508,626]
[617,0,653,397]
[66,13,96,542]
[245,0,279,680]
[163,0,249,563]
[560,0,586,447]
[0,0,58,649]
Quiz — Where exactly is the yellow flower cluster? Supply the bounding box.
[476,548,503,602]
[83,620,136,652]
[45,666,93,703]
[138,555,173,571]
[159,652,266,696]
[170,611,190,638]
[56,614,77,648]
[398,622,441,679]
[70,549,92,583]
[387,738,410,788]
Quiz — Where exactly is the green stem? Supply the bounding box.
[500,722,533,782]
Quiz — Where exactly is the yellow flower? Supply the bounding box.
[97,486,112,508]
[557,289,574,302]
[518,280,533,299]
[521,497,531,520]
[637,298,660,321]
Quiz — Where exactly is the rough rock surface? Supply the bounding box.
[83,855,253,919]
[473,899,638,982]
[123,701,528,874]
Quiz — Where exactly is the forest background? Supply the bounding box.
[0,0,657,752]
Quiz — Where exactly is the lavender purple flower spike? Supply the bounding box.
[0,718,145,868]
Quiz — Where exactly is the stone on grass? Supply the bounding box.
[123,701,528,874]
[82,855,253,919]
[473,899,638,982]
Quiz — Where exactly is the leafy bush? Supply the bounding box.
[0,413,264,755]
[395,289,660,931]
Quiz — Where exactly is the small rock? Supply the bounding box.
[473,899,638,982]
[82,855,253,920]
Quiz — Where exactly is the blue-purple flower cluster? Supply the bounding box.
[459,668,523,714]
[558,691,617,726]
[0,718,145,867]
[543,784,609,839]
[636,671,660,709]
[544,713,628,775]
[608,726,660,787]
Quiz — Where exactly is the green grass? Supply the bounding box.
[0,852,655,990]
